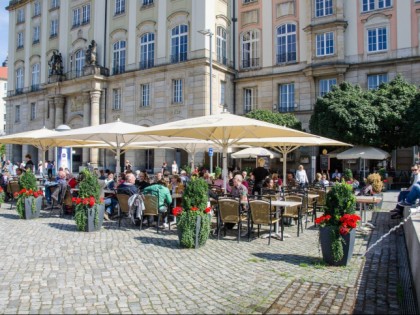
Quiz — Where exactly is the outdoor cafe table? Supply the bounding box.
[355,195,383,229]
[171,193,183,207]
[270,200,303,241]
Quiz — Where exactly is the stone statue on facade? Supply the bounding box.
[85,40,97,66]
[48,50,63,76]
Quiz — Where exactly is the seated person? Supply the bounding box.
[168,175,184,195]
[320,174,330,187]
[391,166,420,219]
[135,171,150,191]
[104,172,115,190]
[285,172,298,187]
[49,170,68,205]
[104,173,138,221]
[142,180,172,227]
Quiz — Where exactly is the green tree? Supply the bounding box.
[245,109,302,130]
[309,82,378,145]
[310,76,420,151]
[371,74,418,150]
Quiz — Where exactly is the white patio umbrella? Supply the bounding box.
[40,119,204,175]
[337,146,390,179]
[127,111,310,190]
[231,147,280,159]
[238,136,351,182]
[37,119,158,175]
[79,139,225,171]
[0,126,101,166]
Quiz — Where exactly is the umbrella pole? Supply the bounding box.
[116,148,121,178]
[223,145,228,191]
[283,153,287,187]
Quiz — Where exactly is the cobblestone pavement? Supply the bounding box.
[0,191,414,314]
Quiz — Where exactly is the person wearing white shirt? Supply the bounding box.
[171,160,178,175]
[295,165,309,187]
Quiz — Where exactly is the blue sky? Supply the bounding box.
[0,0,9,65]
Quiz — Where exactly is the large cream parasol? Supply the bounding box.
[238,136,351,182]
[127,111,310,189]
[0,126,101,164]
[231,147,281,159]
[337,146,390,179]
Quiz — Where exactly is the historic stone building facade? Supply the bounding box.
[5,0,420,174]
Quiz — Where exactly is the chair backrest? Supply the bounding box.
[312,188,326,207]
[116,194,130,215]
[284,195,303,217]
[8,181,20,195]
[261,188,277,196]
[249,199,271,225]
[143,193,159,216]
[218,198,240,224]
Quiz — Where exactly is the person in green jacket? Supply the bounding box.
[143,180,173,226]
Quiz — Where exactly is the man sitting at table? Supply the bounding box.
[104,173,138,221]
[142,180,172,228]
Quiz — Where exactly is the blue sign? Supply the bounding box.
[208,147,213,156]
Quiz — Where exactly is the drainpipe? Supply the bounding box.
[232,0,237,114]
[103,0,108,67]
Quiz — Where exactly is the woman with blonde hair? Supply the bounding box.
[295,164,309,187]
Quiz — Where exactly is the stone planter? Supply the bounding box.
[23,196,43,220]
[85,204,105,232]
[319,226,356,266]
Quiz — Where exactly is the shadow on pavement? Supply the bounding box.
[0,212,20,220]
[252,252,323,265]
[134,235,181,249]
[45,222,78,232]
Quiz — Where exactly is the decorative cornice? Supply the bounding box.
[303,20,348,32]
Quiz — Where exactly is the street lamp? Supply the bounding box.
[198,29,213,115]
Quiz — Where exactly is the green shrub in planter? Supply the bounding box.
[173,177,211,248]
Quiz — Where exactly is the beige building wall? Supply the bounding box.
[4,0,420,174]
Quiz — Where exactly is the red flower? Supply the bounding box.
[172,206,183,217]
[315,214,331,225]
[339,226,350,235]
[33,192,39,198]
[204,207,211,214]
[13,192,18,198]
[0,187,3,193]
[191,206,198,212]
[89,200,95,207]
[72,197,77,203]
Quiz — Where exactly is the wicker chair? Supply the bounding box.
[284,195,303,237]
[249,199,279,245]
[217,197,248,242]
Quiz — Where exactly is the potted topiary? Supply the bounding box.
[172,177,211,248]
[14,169,44,219]
[315,181,361,266]
[72,169,105,232]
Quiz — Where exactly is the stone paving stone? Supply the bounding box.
[0,192,415,314]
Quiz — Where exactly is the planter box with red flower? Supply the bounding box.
[316,182,361,266]
[14,188,44,220]
[72,169,104,232]
[172,177,211,248]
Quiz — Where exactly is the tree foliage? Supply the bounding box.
[245,109,302,130]
[310,75,419,151]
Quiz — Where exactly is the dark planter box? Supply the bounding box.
[85,204,105,232]
[24,196,43,220]
[320,226,356,266]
